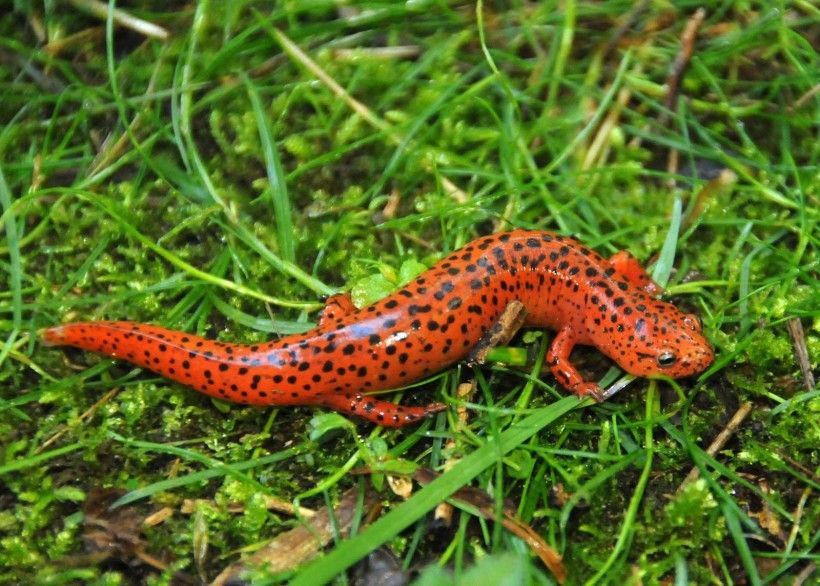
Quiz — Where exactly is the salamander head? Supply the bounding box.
[594,297,714,380]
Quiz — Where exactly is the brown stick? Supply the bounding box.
[786,318,816,391]
[468,301,528,364]
[664,8,707,112]
[663,8,706,187]
[677,401,753,491]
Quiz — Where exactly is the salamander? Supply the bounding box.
[42,230,714,427]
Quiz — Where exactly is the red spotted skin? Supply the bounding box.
[42,230,713,427]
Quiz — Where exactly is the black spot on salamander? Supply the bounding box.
[586,267,598,277]
[384,299,399,309]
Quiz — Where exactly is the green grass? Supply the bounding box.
[1,1,818,584]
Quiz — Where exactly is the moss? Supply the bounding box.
[1,1,816,583]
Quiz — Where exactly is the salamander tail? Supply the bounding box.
[40,325,68,346]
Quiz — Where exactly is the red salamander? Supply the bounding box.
[42,230,713,427]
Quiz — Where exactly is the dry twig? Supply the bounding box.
[786,318,815,391]
[678,401,753,491]
[69,0,170,40]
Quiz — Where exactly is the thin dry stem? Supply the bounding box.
[69,0,170,40]
[786,318,815,391]
[678,401,753,491]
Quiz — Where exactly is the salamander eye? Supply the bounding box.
[684,314,702,332]
[657,352,677,368]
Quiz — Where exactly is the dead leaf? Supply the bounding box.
[211,485,378,585]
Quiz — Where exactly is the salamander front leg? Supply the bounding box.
[608,250,663,296]
[318,392,446,428]
[317,293,357,330]
[546,326,603,401]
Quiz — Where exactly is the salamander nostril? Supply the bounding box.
[657,352,677,368]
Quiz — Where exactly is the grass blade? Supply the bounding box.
[652,196,683,287]
[288,396,581,586]
[244,73,296,264]
[0,165,22,367]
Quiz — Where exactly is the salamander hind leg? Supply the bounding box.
[547,327,603,401]
[317,293,357,329]
[319,392,446,428]
[608,250,664,296]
